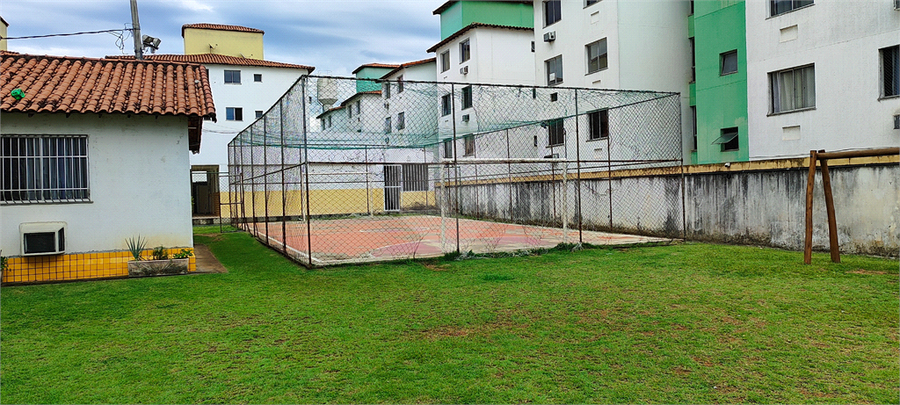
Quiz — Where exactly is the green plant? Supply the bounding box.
[151,246,169,261]
[125,236,147,261]
[172,249,193,259]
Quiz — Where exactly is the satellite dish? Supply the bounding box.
[316,77,338,109]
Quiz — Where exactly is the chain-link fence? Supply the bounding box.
[228,75,683,266]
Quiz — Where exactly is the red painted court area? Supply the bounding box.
[246,215,669,266]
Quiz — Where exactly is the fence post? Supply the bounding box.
[263,116,270,247]
[574,89,583,244]
[280,97,287,254]
[301,76,313,266]
[450,83,460,255]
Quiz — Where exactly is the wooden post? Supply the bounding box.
[818,151,840,263]
[803,150,817,264]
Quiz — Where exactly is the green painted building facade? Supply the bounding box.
[436,1,533,39]
[353,66,396,93]
[690,0,749,164]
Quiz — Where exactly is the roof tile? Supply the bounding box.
[0,51,215,119]
[182,23,265,37]
[107,53,314,72]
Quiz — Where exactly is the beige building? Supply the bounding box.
[182,23,264,60]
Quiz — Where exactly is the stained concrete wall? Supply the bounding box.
[446,160,899,256]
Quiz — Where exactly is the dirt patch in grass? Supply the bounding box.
[422,263,450,272]
[848,269,889,275]
[421,326,471,339]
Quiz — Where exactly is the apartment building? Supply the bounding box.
[532,0,692,160]
[745,0,899,159]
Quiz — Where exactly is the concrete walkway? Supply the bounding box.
[193,244,228,273]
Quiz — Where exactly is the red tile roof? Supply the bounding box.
[381,58,437,79]
[1,51,215,118]
[1,52,215,152]
[107,54,314,72]
[427,23,532,53]
[352,63,401,74]
[182,23,264,37]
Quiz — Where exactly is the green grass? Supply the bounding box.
[2,231,897,403]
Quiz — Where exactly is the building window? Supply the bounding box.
[881,45,899,98]
[585,0,599,6]
[224,70,241,84]
[547,119,565,146]
[770,65,815,113]
[588,109,608,140]
[770,0,813,16]
[714,127,739,152]
[384,117,392,134]
[255,110,264,119]
[2,135,90,203]
[443,139,453,158]
[461,86,473,110]
[398,76,404,93]
[402,163,429,191]
[691,106,698,151]
[441,94,452,116]
[356,100,361,115]
[460,39,471,63]
[226,107,243,121]
[720,50,738,75]
[586,38,608,74]
[383,82,391,99]
[348,105,353,119]
[441,51,450,72]
[327,116,332,128]
[546,55,563,85]
[464,135,475,156]
[253,74,262,82]
[544,0,561,26]
[397,112,405,130]
[689,38,696,82]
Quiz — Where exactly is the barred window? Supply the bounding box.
[2,135,90,203]
[548,119,565,146]
[402,163,428,191]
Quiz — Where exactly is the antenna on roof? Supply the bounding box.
[130,0,143,59]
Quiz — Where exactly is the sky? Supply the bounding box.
[1,0,446,76]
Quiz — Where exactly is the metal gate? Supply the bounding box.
[383,164,401,212]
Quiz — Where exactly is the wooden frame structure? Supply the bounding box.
[804,147,899,264]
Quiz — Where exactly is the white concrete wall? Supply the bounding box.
[193,64,308,171]
[383,61,440,149]
[435,27,535,85]
[745,0,900,159]
[1,113,193,255]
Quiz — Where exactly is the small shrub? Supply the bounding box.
[172,249,193,259]
[151,246,169,261]
[125,236,147,261]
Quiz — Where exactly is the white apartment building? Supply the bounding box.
[531,0,692,159]
[745,0,900,159]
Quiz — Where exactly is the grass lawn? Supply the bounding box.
[1,229,897,403]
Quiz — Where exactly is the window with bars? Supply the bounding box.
[398,76,405,93]
[443,139,453,158]
[441,94,452,116]
[397,112,405,130]
[401,163,429,191]
[464,135,475,156]
[2,135,90,203]
[881,45,899,98]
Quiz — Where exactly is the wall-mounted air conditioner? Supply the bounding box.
[460,66,469,75]
[543,31,556,42]
[20,222,67,256]
[462,114,470,122]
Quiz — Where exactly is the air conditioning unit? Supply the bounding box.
[460,66,469,75]
[20,221,66,256]
[462,114,470,122]
[543,31,556,42]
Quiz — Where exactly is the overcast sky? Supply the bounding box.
[1,0,445,76]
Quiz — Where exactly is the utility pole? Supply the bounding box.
[130,0,142,60]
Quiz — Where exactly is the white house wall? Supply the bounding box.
[745,1,900,159]
[1,113,193,255]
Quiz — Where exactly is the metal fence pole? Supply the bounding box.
[280,98,288,253]
[450,83,460,254]
[301,76,313,266]
[574,89,583,244]
[263,116,270,247]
